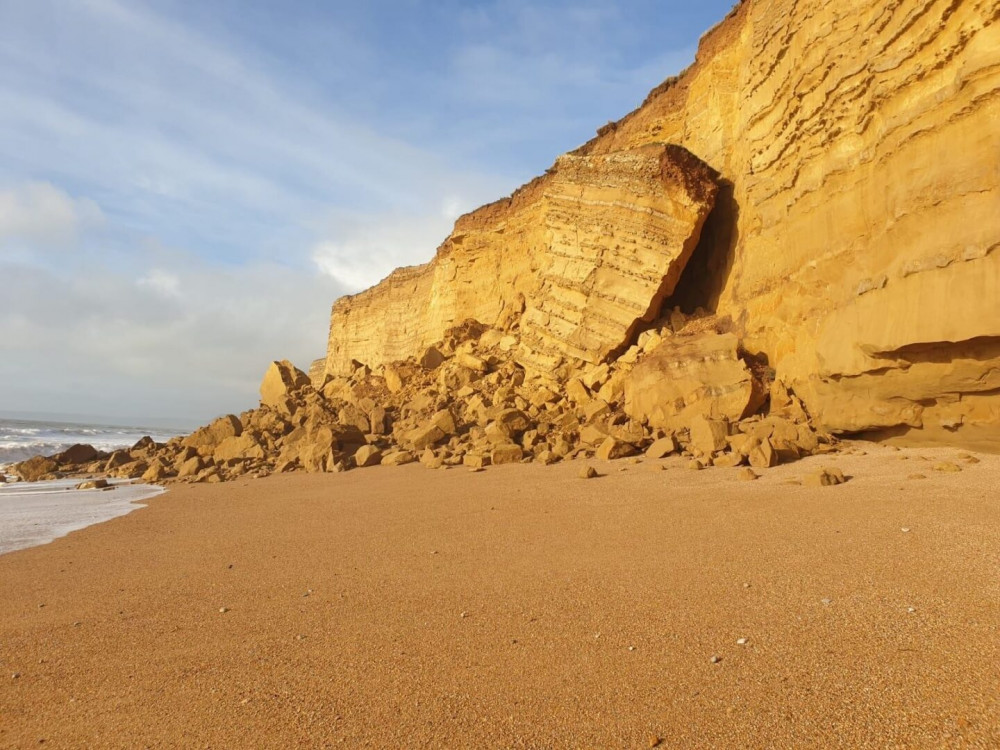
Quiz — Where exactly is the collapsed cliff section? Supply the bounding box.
[324,0,1000,451]
[326,143,720,381]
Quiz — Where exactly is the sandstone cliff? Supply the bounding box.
[322,0,1000,450]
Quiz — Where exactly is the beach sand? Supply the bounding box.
[1,443,997,748]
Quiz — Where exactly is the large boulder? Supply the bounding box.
[213,433,266,462]
[624,333,763,431]
[260,360,311,410]
[12,456,59,482]
[182,414,243,450]
[55,443,99,466]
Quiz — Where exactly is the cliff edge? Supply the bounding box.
[322,0,1000,450]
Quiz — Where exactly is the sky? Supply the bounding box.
[0,0,735,427]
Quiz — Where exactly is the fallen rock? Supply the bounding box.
[748,438,778,469]
[579,465,599,479]
[625,333,762,431]
[645,436,677,459]
[11,456,59,482]
[260,360,311,411]
[75,478,109,490]
[381,450,415,466]
[689,416,729,455]
[491,443,524,465]
[183,414,243,450]
[596,437,636,461]
[56,444,99,466]
[353,445,383,468]
[804,468,847,487]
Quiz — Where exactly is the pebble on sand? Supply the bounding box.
[710,655,722,664]
[579,466,599,479]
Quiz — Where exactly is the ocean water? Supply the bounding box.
[0,478,164,555]
[0,417,185,467]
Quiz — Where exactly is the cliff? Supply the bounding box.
[323,0,1000,449]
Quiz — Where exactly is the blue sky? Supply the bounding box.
[0,0,735,425]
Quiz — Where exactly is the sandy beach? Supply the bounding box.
[1,443,997,748]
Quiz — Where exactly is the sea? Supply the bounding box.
[0,416,189,555]
[0,416,185,467]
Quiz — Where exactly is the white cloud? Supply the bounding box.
[0,254,345,423]
[136,269,181,299]
[0,182,104,248]
[311,197,475,291]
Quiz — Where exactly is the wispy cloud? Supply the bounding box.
[0,182,104,249]
[0,0,729,422]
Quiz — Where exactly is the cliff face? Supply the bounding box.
[327,144,718,378]
[325,0,1000,449]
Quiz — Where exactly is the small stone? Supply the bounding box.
[579,465,599,479]
[628,646,636,652]
[737,467,758,482]
[219,607,229,613]
[743,583,751,589]
[469,467,485,473]
[901,527,911,533]
[907,607,916,613]
[736,638,748,645]
[933,461,962,473]
[12,672,20,679]
[648,736,663,748]
[821,598,833,606]
[710,655,722,664]
[687,459,704,471]
[460,611,469,618]
[907,473,927,480]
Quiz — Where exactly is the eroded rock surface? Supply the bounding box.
[326,144,718,379]
[321,0,1000,449]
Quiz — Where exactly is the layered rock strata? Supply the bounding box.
[322,0,1000,449]
[327,145,718,379]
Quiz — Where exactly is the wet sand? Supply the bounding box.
[1,443,997,748]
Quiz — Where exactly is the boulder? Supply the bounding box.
[131,436,156,452]
[748,438,778,469]
[804,468,847,487]
[177,456,207,478]
[624,333,760,431]
[12,456,58,482]
[645,436,677,459]
[596,437,636,461]
[689,416,729,455]
[353,445,382,467]
[420,449,444,469]
[405,423,447,450]
[260,360,311,410]
[104,450,131,471]
[55,443,99,466]
[141,459,172,483]
[420,346,446,370]
[381,450,415,466]
[183,415,243,450]
[490,443,524,465]
[75,478,109,490]
[213,434,265,462]
[463,452,491,469]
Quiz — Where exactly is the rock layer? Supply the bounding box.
[327,145,718,379]
[320,0,1000,449]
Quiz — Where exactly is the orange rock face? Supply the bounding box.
[325,145,719,379]
[319,0,999,449]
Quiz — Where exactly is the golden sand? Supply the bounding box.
[1,443,997,748]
